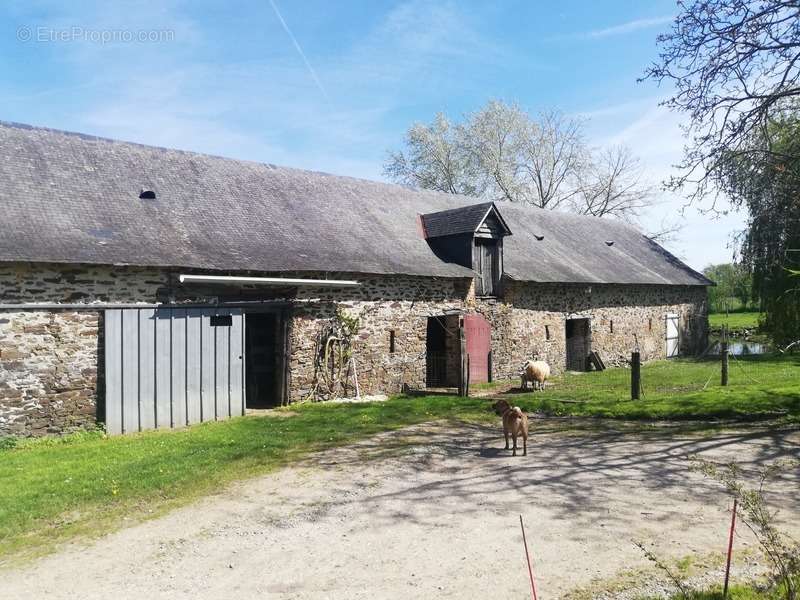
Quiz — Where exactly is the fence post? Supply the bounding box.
[458,325,468,397]
[631,351,641,400]
[721,326,729,387]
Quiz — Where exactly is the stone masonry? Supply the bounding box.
[1,261,707,436]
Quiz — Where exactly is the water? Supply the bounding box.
[709,340,770,355]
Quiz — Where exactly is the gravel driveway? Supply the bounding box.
[3,421,799,599]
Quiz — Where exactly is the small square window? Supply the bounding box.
[210,315,232,327]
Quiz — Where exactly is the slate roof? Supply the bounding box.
[0,121,711,286]
[421,202,510,238]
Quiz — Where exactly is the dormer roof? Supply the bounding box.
[420,202,512,239]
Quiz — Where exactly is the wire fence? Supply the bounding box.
[524,340,800,401]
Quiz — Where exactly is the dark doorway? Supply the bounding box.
[565,318,590,371]
[245,313,281,408]
[426,316,448,387]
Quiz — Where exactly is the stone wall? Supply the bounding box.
[0,261,708,436]
[0,263,170,437]
[472,281,708,380]
[0,311,100,436]
[289,277,470,400]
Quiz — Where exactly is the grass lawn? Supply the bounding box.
[642,582,794,599]
[480,354,800,421]
[1,354,798,564]
[708,311,762,330]
[0,395,490,563]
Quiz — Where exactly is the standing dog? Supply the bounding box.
[492,399,528,456]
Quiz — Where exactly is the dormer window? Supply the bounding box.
[475,237,501,296]
[420,202,512,298]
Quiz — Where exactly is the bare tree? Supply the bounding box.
[383,113,477,196]
[642,0,800,209]
[575,146,652,219]
[459,100,528,203]
[519,110,586,210]
[384,100,656,226]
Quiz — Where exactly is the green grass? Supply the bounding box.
[485,354,800,422]
[709,311,763,330]
[0,395,489,563]
[638,581,794,599]
[2,354,798,565]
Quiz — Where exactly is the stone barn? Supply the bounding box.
[0,122,711,436]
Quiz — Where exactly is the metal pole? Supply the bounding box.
[519,515,538,600]
[631,351,641,400]
[723,498,738,598]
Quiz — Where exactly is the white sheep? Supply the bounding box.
[520,359,550,392]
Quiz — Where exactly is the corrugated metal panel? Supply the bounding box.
[104,308,244,435]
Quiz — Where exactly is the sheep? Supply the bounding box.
[520,359,550,392]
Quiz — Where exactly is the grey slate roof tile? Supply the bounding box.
[0,121,711,286]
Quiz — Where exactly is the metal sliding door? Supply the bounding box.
[104,308,244,435]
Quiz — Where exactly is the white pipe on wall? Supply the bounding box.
[178,274,360,287]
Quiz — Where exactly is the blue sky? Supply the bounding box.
[1,0,744,270]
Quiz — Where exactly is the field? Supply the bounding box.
[495,353,800,421]
[1,354,798,567]
[708,311,762,330]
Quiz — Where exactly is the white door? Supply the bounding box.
[665,313,680,358]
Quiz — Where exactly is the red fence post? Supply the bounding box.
[723,497,738,598]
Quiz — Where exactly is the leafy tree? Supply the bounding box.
[717,112,800,345]
[384,100,669,236]
[646,0,800,345]
[703,262,755,312]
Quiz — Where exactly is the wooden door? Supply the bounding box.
[463,313,491,384]
[665,313,680,358]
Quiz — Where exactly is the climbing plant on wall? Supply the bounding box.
[307,307,361,401]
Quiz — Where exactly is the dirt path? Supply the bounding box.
[3,422,799,599]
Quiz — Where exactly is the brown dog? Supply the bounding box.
[491,399,528,456]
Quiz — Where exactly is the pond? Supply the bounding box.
[709,339,771,355]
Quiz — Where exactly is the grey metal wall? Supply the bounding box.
[104,308,244,435]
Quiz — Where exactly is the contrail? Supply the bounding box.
[268,0,330,102]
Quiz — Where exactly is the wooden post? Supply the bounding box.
[631,351,641,400]
[464,354,470,397]
[458,326,468,397]
[721,326,729,387]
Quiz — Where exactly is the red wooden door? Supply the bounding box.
[463,313,491,384]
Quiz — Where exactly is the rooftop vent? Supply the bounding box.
[139,189,156,200]
[605,240,614,247]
